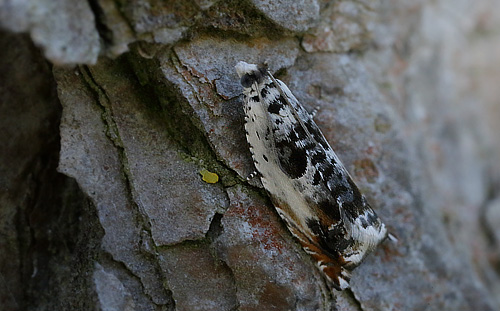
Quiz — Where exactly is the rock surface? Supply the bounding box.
[0,0,100,64]
[1,0,500,310]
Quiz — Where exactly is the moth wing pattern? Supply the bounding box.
[235,61,388,290]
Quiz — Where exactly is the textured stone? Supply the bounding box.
[173,36,299,100]
[94,264,136,311]
[0,0,100,64]
[215,186,327,311]
[302,0,378,52]
[55,67,170,305]
[158,243,238,311]
[371,3,500,309]
[117,0,203,44]
[96,0,136,57]
[249,0,320,32]
[85,59,229,246]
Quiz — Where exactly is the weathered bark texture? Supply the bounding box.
[1,0,500,310]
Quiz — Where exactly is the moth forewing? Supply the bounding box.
[235,61,388,290]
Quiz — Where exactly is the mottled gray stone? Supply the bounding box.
[0,0,100,64]
[249,0,320,32]
[94,260,164,311]
[117,0,200,44]
[55,67,169,305]
[302,0,377,52]
[157,243,238,311]
[371,3,499,310]
[85,59,228,246]
[94,263,136,311]
[96,0,136,57]
[215,186,328,311]
[161,37,299,182]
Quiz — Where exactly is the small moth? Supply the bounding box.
[235,61,388,290]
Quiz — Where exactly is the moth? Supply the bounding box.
[235,61,388,290]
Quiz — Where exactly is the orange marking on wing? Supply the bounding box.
[302,238,345,286]
[282,215,346,288]
[270,199,350,289]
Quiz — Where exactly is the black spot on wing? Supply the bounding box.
[263,154,269,162]
[306,218,354,255]
[348,178,364,203]
[268,99,283,114]
[301,140,317,156]
[263,82,275,90]
[275,139,307,179]
[311,150,327,166]
[265,127,271,140]
[261,87,270,98]
[326,226,355,253]
[340,181,371,221]
[269,93,298,115]
[288,124,309,144]
[330,184,350,203]
[306,218,321,234]
[305,119,330,150]
[312,170,322,185]
[321,162,335,181]
[340,201,356,222]
[317,200,340,221]
[251,96,259,102]
[306,219,336,257]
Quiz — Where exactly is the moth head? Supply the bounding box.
[235,61,268,88]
